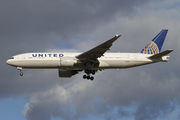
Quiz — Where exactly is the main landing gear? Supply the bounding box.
[83,69,95,81]
[17,67,23,76]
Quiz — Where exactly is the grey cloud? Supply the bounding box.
[1,0,180,120]
[1,0,151,98]
[22,86,68,120]
[134,100,175,120]
[0,0,149,40]
[22,68,180,120]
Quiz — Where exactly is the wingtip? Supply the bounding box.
[115,35,121,37]
[167,49,174,52]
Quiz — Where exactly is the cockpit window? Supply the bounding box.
[10,57,14,59]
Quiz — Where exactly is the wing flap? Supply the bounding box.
[148,49,173,59]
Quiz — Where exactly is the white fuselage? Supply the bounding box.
[6,52,169,70]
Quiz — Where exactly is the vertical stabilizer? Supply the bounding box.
[140,29,168,54]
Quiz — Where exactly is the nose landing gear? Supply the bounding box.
[83,69,96,81]
[17,67,23,76]
[20,72,23,76]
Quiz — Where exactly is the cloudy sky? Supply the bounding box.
[1,0,180,120]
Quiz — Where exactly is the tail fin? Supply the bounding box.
[139,29,168,54]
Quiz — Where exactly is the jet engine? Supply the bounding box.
[60,57,77,67]
[58,69,78,77]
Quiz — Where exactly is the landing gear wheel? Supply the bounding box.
[90,76,94,81]
[83,69,96,81]
[83,75,87,79]
[20,72,23,76]
[91,71,95,75]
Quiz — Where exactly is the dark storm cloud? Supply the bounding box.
[0,0,148,41]
[0,0,138,37]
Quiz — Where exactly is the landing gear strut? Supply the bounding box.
[83,69,95,81]
[17,67,23,76]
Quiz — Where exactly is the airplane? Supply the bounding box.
[6,29,173,81]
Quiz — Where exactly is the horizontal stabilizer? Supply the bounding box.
[148,49,173,59]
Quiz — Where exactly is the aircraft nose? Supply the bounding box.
[6,59,10,65]
[6,59,17,67]
[6,59,13,65]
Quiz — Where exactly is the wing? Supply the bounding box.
[76,35,121,60]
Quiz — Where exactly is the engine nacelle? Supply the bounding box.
[58,69,78,77]
[60,57,77,67]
